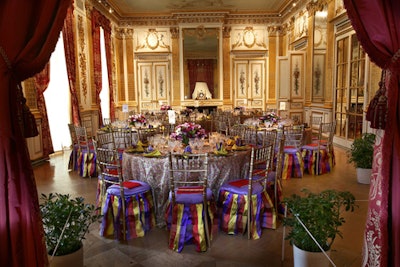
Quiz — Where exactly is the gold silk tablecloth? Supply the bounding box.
[122,150,250,227]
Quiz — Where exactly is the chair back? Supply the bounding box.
[168,153,209,205]
[96,146,123,186]
[96,130,114,149]
[243,127,258,146]
[228,124,246,139]
[68,123,77,146]
[112,128,132,150]
[75,125,91,151]
[248,144,274,191]
[81,117,94,138]
[319,122,336,151]
[259,129,278,147]
[283,125,304,149]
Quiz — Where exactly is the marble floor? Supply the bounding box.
[33,146,370,267]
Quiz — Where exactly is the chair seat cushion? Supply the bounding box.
[169,187,213,204]
[220,180,264,195]
[107,180,151,195]
[283,147,299,153]
[302,144,327,150]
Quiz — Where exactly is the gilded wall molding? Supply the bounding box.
[170,27,179,39]
[267,25,283,37]
[222,26,231,38]
[231,26,267,50]
[77,15,88,103]
[114,27,134,39]
[135,29,170,51]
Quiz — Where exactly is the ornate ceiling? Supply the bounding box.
[95,0,303,24]
[106,0,293,16]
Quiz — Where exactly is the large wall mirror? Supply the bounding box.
[181,26,220,100]
[312,4,327,101]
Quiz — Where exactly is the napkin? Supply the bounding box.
[226,139,235,146]
[125,143,144,153]
[214,142,228,156]
[122,181,141,189]
[232,144,247,151]
[143,149,162,157]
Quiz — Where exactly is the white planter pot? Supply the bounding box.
[356,168,372,184]
[48,245,83,267]
[293,244,331,267]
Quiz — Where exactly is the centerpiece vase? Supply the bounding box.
[182,135,189,146]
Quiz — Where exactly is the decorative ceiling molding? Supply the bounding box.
[89,0,310,28]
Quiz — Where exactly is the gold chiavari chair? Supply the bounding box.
[218,144,276,239]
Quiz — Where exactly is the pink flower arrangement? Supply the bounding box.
[160,104,172,111]
[128,114,147,125]
[170,122,206,145]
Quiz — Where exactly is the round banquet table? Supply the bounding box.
[122,149,251,227]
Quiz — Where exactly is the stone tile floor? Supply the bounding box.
[34,146,369,267]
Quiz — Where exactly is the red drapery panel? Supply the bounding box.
[344,1,400,266]
[187,59,215,97]
[91,8,111,126]
[63,5,81,125]
[103,24,115,121]
[0,1,71,267]
[33,63,54,158]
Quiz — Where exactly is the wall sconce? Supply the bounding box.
[192,82,212,100]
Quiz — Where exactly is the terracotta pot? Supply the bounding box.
[356,168,371,184]
[48,245,83,267]
[293,244,331,267]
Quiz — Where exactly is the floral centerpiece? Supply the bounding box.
[128,114,147,127]
[259,112,280,126]
[160,104,172,111]
[170,122,206,145]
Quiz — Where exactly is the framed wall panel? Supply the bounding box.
[277,56,289,99]
[313,53,325,99]
[290,53,304,99]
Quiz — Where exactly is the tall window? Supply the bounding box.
[334,32,366,142]
[99,27,110,121]
[44,34,71,151]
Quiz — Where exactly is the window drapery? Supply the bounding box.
[103,23,115,121]
[33,63,54,158]
[0,1,71,266]
[187,59,215,98]
[63,5,81,125]
[91,8,113,126]
[344,0,400,266]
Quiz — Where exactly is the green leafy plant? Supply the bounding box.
[283,189,357,252]
[40,193,101,256]
[348,133,376,169]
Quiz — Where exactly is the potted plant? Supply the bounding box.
[283,189,357,267]
[40,193,101,267]
[348,133,376,184]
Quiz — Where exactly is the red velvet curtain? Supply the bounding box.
[91,9,111,126]
[187,59,215,97]
[0,1,71,267]
[344,1,400,266]
[33,63,54,158]
[63,5,81,125]
[103,22,115,121]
